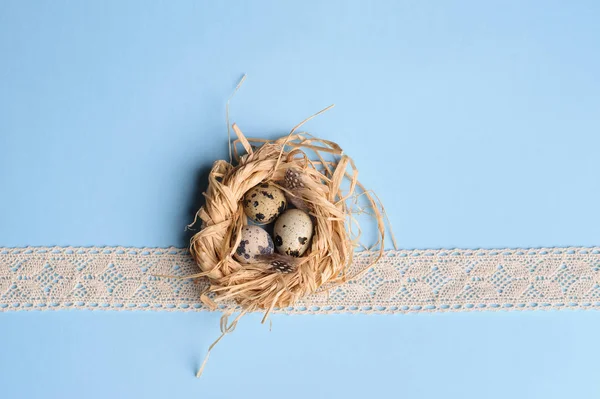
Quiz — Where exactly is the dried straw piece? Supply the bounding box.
[188,119,387,315]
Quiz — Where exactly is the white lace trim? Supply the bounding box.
[1,246,599,313]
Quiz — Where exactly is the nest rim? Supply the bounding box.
[189,125,385,313]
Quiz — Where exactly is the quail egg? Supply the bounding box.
[273,209,313,257]
[234,225,274,264]
[243,183,287,224]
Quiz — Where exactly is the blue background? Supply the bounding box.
[1,1,600,398]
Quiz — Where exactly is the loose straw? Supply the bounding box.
[226,74,247,164]
[196,310,248,378]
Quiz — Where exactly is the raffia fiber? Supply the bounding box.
[188,111,387,317]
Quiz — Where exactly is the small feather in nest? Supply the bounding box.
[257,253,299,274]
[284,168,305,190]
[282,168,309,211]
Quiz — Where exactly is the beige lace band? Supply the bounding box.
[1,246,599,313]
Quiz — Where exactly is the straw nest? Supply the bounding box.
[188,115,385,316]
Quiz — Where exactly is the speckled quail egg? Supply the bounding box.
[242,183,287,224]
[234,225,274,264]
[273,209,313,257]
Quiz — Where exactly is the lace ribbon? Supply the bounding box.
[1,246,599,313]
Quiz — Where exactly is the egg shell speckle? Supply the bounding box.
[234,225,274,264]
[243,183,287,224]
[273,209,313,257]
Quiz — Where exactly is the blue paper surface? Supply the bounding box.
[1,1,599,398]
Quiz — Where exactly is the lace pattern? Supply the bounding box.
[1,246,599,313]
